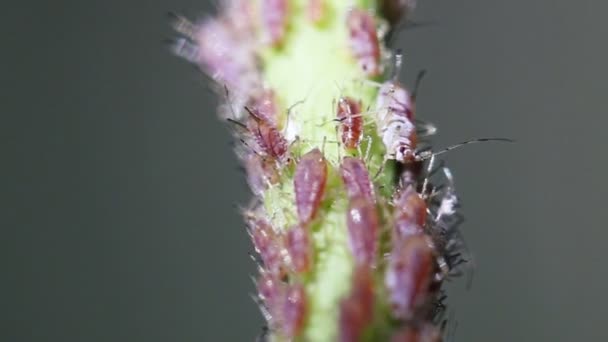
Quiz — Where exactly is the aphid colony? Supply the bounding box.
[171,1,476,340]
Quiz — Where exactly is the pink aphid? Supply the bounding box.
[247,217,287,276]
[294,148,328,224]
[347,8,382,77]
[375,80,418,163]
[347,196,379,266]
[285,225,312,273]
[307,0,325,23]
[385,235,435,320]
[172,17,258,94]
[340,157,375,202]
[261,0,289,46]
[393,185,427,239]
[245,107,290,163]
[282,283,307,338]
[257,272,284,323]
[336,97,364,149]
[339,267,374,342]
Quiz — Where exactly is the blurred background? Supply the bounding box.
[3,0,607,341]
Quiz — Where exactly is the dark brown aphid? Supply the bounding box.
[294,148,328,224]
[340,157,375,202]
[285,225,312,273]
[339,266,374,342]
[336,97,364,149]
[346,196,379,267]
[346,8,382,77]
[282,283,307,338]
[385,235,435,320]
[393,185,427,239]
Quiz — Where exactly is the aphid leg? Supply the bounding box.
[421,154,435,199]
[373,156,388,180]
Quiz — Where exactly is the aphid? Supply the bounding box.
[257,271,283,323]
[374,56,425,164]
[385,235,435,320]
[285,225,312,273]
[246,216,288,276]
[251,89,280,127]
[336,96,364,149]
[282,283,307,338]
[339,267,374,342]
[237,107,290,163]
[171,15,258,94]
[347,8,382,77]
[307,0,325,23]
[244,153,280,196]
[346,196,379,266]
[294,148,328,224]
[393,185,427,239]
[340,157,375,202]
[261,0,289,46]
[390,323,442,342]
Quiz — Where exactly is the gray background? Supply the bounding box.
[3,0,607,341]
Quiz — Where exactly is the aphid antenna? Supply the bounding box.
[415,137,515,161]
[362,135,373,164]
[411,68,427,101]
[421,154,435,198]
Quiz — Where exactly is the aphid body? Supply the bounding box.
[390,323,441,342]
[245,107,290,163]
[347,8,382,77]
[339,267,374,342]
[385,235,435,320]
[375,81,418,163]
[346,196,379,267]
[340,157,375,202]
[247,217,287,276]
[393,185,427,239]
[285,225,312,273]
[282,283,307,338]
[261,0,289,46]
[336,97,364,149]
[294,148,328,224]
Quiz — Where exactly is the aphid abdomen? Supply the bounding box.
[347,196,379,267]
[339,266,374,342]
[248,218,287,277]
[294,148,328,224]
[261,0,289,46]
[394,186,427,239]
[339,157,375,202]
[337,97,364,149]
[282,283,308,338]
[385,235,435,320]
[347,8,382,77]
[285,225,312,273]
